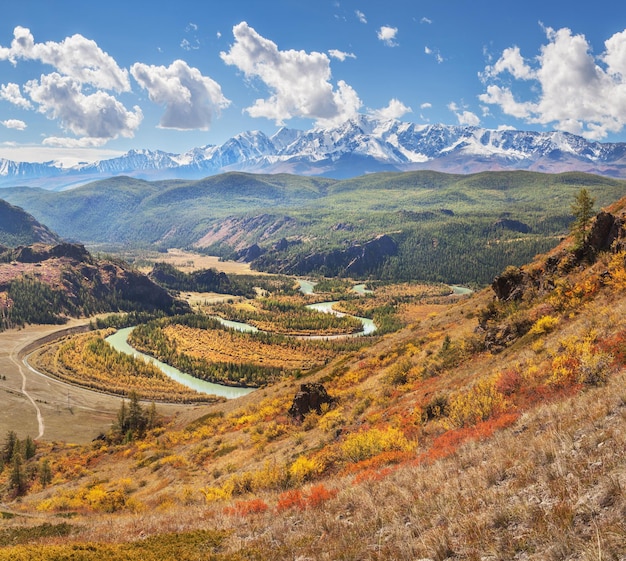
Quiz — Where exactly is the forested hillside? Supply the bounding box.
[1,194,626,559]
[0,199,60,247]
[3,170,626,283]
[0,243,187,329]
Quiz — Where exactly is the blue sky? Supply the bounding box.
[1,0,626,165]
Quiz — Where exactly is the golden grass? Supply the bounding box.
[162,324,333,370]
[29,330,216,403]
[3,250,626,559]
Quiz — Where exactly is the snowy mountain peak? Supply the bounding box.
[1,117,626,189]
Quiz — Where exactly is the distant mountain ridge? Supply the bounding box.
[3,115,626,190]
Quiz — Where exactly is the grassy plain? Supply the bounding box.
[122,248,257,275]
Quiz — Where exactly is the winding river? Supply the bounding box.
[105,280,377,398]
[105,327,256,399]
[106,281,469,398]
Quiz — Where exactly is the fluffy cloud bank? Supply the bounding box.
[370,98,412,120]
[220,22,362,127]
[480,26,626,140]
[0,27,140,145]
[0,26,130,91]
[25,72,142,142]
[131,60,230,130]
[1,119,26,130]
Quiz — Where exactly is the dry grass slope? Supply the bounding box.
[2,208,626,559]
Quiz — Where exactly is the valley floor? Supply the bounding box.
[0,321,214,443]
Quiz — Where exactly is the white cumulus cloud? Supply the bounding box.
[1,119,26,130]
[480,26,626,140]
[377,26,398,47]
[448,102,480,126]
[482,45,534,80]
[328,49,356,61]
[131,60,230,130]
[355,10,367,24]
[369,98,412,120]
[0,26,130,91]
[0,82,32,109]
[0,27,144,145]
[220,22,361,127]
[24,73,142,140]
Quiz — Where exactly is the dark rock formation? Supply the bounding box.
[237,243,264,262]
[491,266,525,302]
[8,242,91,264]
[482,207,626,352]
[260,233,397,277]
[494,218,531,233]
[586,211,626,254]
[288,383,334,422]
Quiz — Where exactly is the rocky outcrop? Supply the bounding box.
[492,209,626,304]
[0,242,189,322]
[256,234,398,277]
[288,383,334,422]
[491,266,526,302]
[8,242,91,264]
[494,218,531,233]
[237,243,264,262]
[481,207,626,352]
[586,211,626,254]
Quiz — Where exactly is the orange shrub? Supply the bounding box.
[276,489,306,512]
[423,412,519,463]
[306,484,338,508]
[353,467,394,485]
[224,498,269,516]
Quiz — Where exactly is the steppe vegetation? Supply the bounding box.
[1,188,626,559]
[29,330,216,403]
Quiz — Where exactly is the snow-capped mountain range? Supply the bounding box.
[2,115,626,190]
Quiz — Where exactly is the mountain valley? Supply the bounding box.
[0,174,625,559]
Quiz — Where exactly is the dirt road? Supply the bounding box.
[0,321,213,444]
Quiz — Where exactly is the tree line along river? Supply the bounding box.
[105,280,378,399]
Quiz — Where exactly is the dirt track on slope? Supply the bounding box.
[0,320,214,444]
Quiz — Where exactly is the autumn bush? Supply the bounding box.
[446,376,507,428]
[224,498,269,516]
[340,427,415,463]
[276,489,306,512]
[528,314,559,336]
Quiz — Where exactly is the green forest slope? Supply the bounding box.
[3,170,626,283]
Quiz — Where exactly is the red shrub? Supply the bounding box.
[224,498,269,516]
[597,331,626,365]
[353,467,394,485]
[419,412,520,464]
[276,489,306,512]
[496,369,522,396]
[306,484,338,508]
